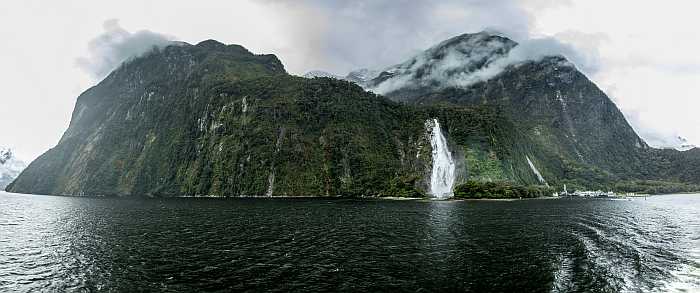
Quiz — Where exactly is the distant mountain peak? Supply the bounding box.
[100,38,287,88]
[0,148,11,164]
[190,40,256,57]
[365,31,521,94]
[432,31,516,51]
[302,32,519,91]
[303,70,340,79]
[345,68,380,84]
[9,33,700,196]
[669,136,697,151]
[196,39,227,48]
[302,68,381,87]
[0,148,26,190]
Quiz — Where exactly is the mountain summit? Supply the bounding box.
[363,32,698,188]
[7,34,700,196]
[367,32,518,94]
[0,148,26,190]
[7,41,442,196]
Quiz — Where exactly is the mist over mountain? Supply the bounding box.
[76,19,175,80]
[302,70,341,79]
[649,135,697,152]
[8,40,433,196]
[7,33,699,196]
[363,32,699,188]
[0,148,26,190]
[302,68,381,86]
[674,136,697,152]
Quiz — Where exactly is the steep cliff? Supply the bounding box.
[367,32,698,189]
[8,40,515,196]
[8,33,698,196]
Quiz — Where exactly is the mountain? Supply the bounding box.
[362,32,699,189]
[7,33,699,196]
[302,70,340,79]
[0,148,26,190]
[661,136,697,152]
[302,68,380,86]
[344,68,381,85]
[366,32,517,95]
[9,40,505,197]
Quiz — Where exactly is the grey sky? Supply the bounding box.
[1,0,699,161]
[76,19,174,80]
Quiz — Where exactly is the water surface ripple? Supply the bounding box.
[0,192,698,292]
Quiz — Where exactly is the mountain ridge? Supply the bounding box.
[7,32,699,196]
[361,32,698,189]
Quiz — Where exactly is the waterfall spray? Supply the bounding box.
[428,119,456,199]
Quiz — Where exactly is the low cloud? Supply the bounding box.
[261,0,600,97]
[451,36,602,87]
[76,19,174,80]
[371,33,603,94]
[262,0,558,75]
[623,109,686,149]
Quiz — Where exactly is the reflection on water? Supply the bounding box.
[0,192,698,292]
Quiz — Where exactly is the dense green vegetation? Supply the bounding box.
[7,38,700,197]
[7,41,499,197]
[385,52,700,190]
[613,180,700,195]
[453,180,555,199]
[453,180,700,199]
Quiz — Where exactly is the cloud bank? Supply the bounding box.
[447,36,601,86]
[262,0,586,76]
[370,32,602,95]
[76,19,174,80]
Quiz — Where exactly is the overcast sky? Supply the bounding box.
[2,0,699,161]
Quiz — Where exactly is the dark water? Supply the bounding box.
[0,192,698,292]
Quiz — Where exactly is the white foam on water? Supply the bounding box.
[663,246,700,292]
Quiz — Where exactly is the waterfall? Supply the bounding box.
[266,171,275,197]
[526,155,548,186]
[428,119,456,199]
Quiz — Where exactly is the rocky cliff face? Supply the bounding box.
[9,40,497,197]
[8,33,699,196]
[367,32,517,95]
[364,32,696,188]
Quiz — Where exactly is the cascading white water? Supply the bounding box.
[428,119,456,199]
[526,155,548,186]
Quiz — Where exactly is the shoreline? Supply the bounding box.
[450,196,561,202]
[3,190,697,200]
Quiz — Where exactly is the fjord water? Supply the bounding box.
[0,192,698,292]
